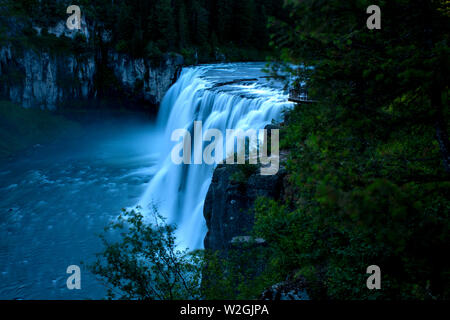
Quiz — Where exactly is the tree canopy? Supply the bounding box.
[8,0,288,61]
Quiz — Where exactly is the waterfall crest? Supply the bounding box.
[138,63,292,249]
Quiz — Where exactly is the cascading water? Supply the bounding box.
[138,62,293,250]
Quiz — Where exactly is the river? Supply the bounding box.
[0,62,292,299]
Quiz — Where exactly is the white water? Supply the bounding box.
[0,62,291,299]
[138,63,293,249]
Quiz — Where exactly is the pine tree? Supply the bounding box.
[190,0,209,45]
[233,0,255,46]
[175,0,190,48]
[155,0,177,51]
[259,0,450,299]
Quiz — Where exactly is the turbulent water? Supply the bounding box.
[0,62,291,299]
[0,117,161,299]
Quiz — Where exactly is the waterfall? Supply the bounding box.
[138,63,292,250]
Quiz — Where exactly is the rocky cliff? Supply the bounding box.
[203,152,288,254]
[203,145,310,300]
[0,44,95,109]
[0,17,183,110]
[108,52,183,107]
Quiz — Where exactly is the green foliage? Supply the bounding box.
[202,244,277,300]
[145,41,163,61]
[251,0,450,300]
[114,40,128,54]
[233,0,255,45]
[3,0,289,64]
[5,0,66,25]
[8,0,287,61]
[91,206,277,300]
[230,163,258,184]
[154,0,176,52]
[180,47,197,65]
[91,207,203,300]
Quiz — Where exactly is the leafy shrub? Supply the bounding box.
[91,206,277,300]
[145,41,163,61]
[229,163,259,185]
[90,207,203,300]
[202,244,276,300]
[251,99,450,300]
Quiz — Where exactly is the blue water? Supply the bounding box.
[0,118,160,299]
[0,62,291,299]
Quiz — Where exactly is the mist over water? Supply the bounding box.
[0,62,291,299]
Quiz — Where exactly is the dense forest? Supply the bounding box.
[253,0,450,299]
[5,0,288,62]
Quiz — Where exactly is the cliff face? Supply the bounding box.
[203,155,288,254]
[0,19,183,110]
[203,151,311,300]
[0,45,95,109]
[109,52,183,107]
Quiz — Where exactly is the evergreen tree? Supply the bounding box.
[175,0,190,48]
[7,0,289,61]
[255,0,450,299]
[233,0,255,46]
[190,0,209,45]
[216,0,233,43]
[155,0,177,51]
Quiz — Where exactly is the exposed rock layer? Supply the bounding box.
[203,153,288,254]
[203,140,310,299]
[260,276,310,300]
[0,17,183,110]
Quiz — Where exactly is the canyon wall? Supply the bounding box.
[203,126,288,254]
[0,18,183,110]
[203,162,286,254]
[202,150,310,300]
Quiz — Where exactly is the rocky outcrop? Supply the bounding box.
[203,151,289,254]
[0,45,96,109]
[260,275,310,300]
[109,52,183,106]
[0,18,183,110]
[202,135,311,300]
